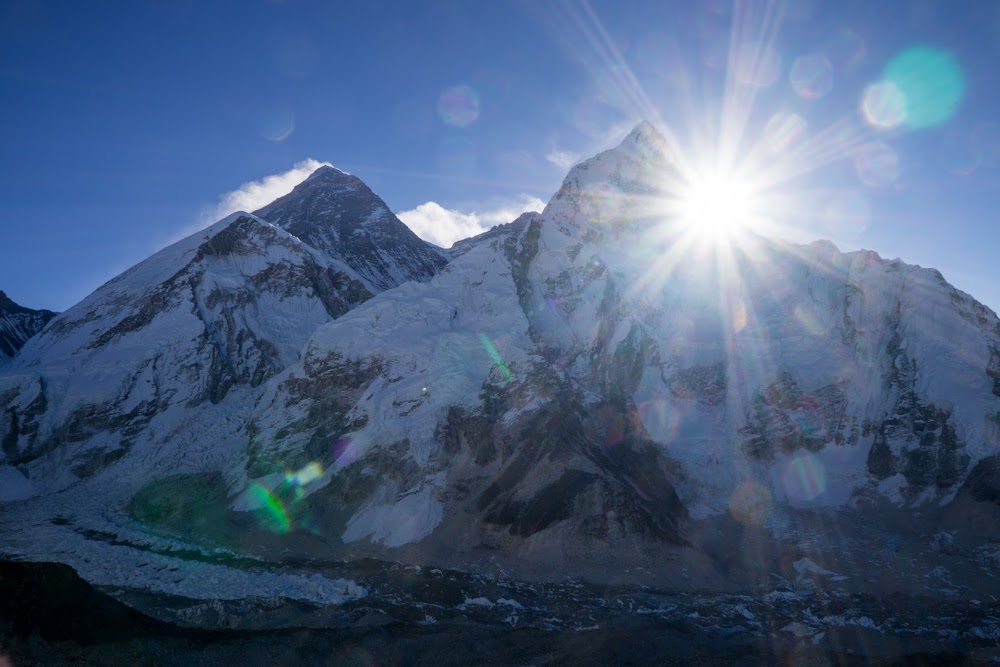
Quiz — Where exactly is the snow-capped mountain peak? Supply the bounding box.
[543,121,679,228]
[303,163,352,182]
[254,164,447,292]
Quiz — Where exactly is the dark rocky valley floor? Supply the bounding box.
[6,464,1000,665]
[2,544,1000,666]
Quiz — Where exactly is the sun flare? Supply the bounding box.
[677,170,761,242]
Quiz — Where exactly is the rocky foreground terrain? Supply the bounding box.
[1,559,996,666]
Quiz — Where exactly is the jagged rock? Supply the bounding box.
[253,165,447,292]
[0,290,55,362]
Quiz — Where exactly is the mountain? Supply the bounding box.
[0,290,55,365]
[3,124,1000,637]
[0,169,448,500]
[446,211,540,259]
[222,122,1000,584]
[253,165,447,291]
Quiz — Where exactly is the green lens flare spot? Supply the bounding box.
[250,483,292,533]
[478,333,513,381]
[884,46,965,129]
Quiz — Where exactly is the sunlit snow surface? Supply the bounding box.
[236,123,1000,544]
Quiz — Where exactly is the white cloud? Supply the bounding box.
[208,158,330,221]
[397,194,546,248]
[545,150,580,170]
[396,203,483,248]
[152,159,330,253]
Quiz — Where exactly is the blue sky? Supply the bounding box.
[2,0,999,313]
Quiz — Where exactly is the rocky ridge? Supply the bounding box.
[253,165,448,292]
[0,170,450,499]
[0,290,55,364]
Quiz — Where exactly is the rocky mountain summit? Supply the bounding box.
[3,124,1000,659]
[0,290,55,364]
[254,165,447,291]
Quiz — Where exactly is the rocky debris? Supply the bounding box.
[0,559,991,666]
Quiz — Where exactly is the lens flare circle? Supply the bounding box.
[256,105,296,143]
[637,399,681,443]
[828,28,866,67]
[249,484,292,533]
[862,82,907,129]
[729,480,773,526]
[884,46,965,129]
[478,333,513,381]
[854,141,900,188]
[331,437,361,467]
[781,453,827,502]
[437,85,481,128]
[286,462,324,486]
[790,54,834,99]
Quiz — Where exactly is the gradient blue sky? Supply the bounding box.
[2,0,999,313]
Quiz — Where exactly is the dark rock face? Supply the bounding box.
[444,376,688,547]
[988,344,1000,397]
[669,362,727,406]
[0,291,56,360]
[960,455,1000,504]
[865,319,971,488]
[254,166,447,292]
[246,350,383,479]
[741,373,852,461]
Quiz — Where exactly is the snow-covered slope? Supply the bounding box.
[0,167,450,499]
[446,212,540,259]
[3,124,1000,596]
[0,290,55,365]
[0,212,372,495]
[227,123,1000,579]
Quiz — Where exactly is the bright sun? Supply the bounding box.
[677,170,761,242]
